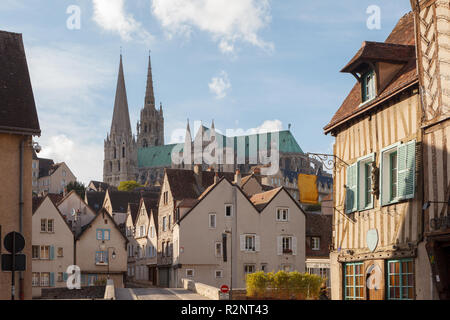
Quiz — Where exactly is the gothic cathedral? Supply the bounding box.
[103,53,164,187]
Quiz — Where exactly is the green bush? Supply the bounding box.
[246,271,324,300]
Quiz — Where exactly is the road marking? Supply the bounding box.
[166,288,191,300]
[129,288,139,300]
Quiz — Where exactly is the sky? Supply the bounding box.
[0,0,412,184]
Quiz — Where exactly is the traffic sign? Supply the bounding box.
[220,284,230,294]
[4,232,25,254]
[1,254,26,271]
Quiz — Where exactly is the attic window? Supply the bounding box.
[362,69,376,103]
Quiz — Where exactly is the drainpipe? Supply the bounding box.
[232,184,238,299]
[19,138,25,300]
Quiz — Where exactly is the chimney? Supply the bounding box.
[234,170,241,186]
[207,166,214,172]
[194,164,203,187]
[214,172,219,184]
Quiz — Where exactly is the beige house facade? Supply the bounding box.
[133,198,158,284]
[36,161,76,196]
[0,30,41,300]
[172,177,306,289]
[32,196,74,297]
[57,190,96,234]
[75,209,128,288]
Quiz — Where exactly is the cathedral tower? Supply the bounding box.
[137,53,165,148]
[103,55,137,186]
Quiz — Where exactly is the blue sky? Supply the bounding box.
[0,0,412,184]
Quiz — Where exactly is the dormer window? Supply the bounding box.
[362,69,376,103]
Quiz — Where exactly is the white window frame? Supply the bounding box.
[215,270,223,278]
[356,153,375,211]
[244,234,256,252]
[282,236,293,254]
[276,208,289,222]
[209,213,217,229]
[186,269,195,278]
[244,264,256,274]
[225,204,233,217]
[215,241,222,257]
[311,237,320,251]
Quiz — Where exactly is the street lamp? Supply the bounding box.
[107,247,117,279]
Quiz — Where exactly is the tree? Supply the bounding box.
[66,181,86,198]
[118,181,143,192]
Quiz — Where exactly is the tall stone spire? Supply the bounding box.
[145,51,155,108]
[111,54,132,135]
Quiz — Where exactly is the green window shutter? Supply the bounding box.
[346,163,358,214]
[50,273,55,287]
[63,272,68,282]
[397,141,416,200]
[50,246,55,260]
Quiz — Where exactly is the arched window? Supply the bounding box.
[113,148,117,159]
[122,147,126,158]
[118,161,121,172]
[144,124,148,133]
[110,161,113,172]
[143,139,148,148]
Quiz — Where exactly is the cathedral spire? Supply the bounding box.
[145,51,155,108]
[111,54,132,136]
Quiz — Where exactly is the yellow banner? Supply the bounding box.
[298,174,319,204]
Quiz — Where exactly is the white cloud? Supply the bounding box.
[249,119,283,134]
[26,44,115,184]
[151,0,273,53]
[208,71,231,99]
[92,0,153,44]
[37,135,103,185]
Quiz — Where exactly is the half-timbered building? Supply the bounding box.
[324,8,441,300]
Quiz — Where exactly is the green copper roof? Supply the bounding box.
[138,143,183,168]
[214,130,304,155]
[138,130,303,168]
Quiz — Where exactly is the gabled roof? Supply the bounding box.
[32,195,74,234]
[127,202,140,225]
[0,31,40,136]
[57,190,96,216]
[141,197,159,231]
[106,190,159,213]
[85,191,106,213]
[88,181,110,192]
[324,12,418,134]
[76,208,128,242]
[178,177,305,224]
[250,187,283,211]
[165,168,236,200]
[341,41,415,74]
[38,158,55,178]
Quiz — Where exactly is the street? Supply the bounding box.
[115,287,210,300]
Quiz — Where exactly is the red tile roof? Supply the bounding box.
[324,12,418,134]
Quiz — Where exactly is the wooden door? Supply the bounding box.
[366,262,384,300]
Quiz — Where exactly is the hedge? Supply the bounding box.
[246,271,324,300]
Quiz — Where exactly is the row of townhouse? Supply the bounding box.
[152,167,306,289]
[31,191,127,297]
[120,166,333,291]
[324,1,449,300]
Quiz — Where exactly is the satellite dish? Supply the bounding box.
[71,208,76,216]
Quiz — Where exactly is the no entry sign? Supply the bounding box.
[221,285,230,294]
